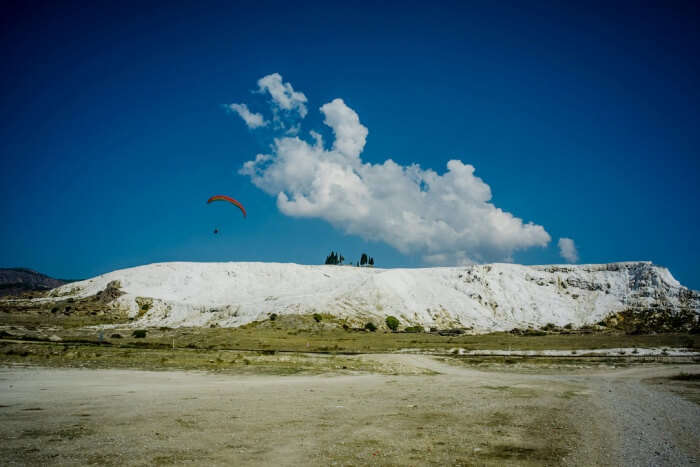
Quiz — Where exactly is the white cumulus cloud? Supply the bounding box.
[321,98,368,160]
[558,237,579,263]
[257,73,308,118]
[227,103,267,129]
[237,77,551,265]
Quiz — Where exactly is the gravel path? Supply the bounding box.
[585,367,700,466]
[385,355,700,465]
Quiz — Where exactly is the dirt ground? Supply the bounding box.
[1,356,698,466]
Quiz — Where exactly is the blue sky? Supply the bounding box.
[1,1,698,288]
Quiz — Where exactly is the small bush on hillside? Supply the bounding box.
[404,325,424,333]
[313,313,322,322]
[132,330,147,338]
[364,322,377,332]
[385,316,400,331]
[563,323,573,330]
[324,251,344,265]
[110,333,122,339]
[269,313,278,321]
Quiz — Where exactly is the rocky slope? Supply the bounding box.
[39,261,699,333]
[0,268,70,297]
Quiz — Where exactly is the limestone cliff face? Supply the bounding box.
[39,261,698,332]
[588,262,699,333]
[521,262,699,333]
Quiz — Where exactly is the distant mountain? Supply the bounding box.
[0,268,75,296]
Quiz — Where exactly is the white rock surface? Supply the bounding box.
[448,348,700,357]
[48,261,698,332]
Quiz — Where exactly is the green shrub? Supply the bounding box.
[364,322,377,332]
[404,325,423,333]
[385,316,400,331]
[313,313,322,322]
[131,330,147,338]
[269,313,278,321]
[110,333,122,339]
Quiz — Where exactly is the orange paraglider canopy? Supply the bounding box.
[207,195,247,218]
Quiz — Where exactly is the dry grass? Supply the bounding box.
[669,372,700,381]
[3,316,695,354]
[0,341,429,375]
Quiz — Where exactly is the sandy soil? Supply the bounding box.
[1,357,698,466]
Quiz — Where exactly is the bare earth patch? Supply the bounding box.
[1,357,698,465]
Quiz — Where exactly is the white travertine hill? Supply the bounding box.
[48,261,699,332]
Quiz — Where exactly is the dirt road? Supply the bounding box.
[1,356,698,466]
